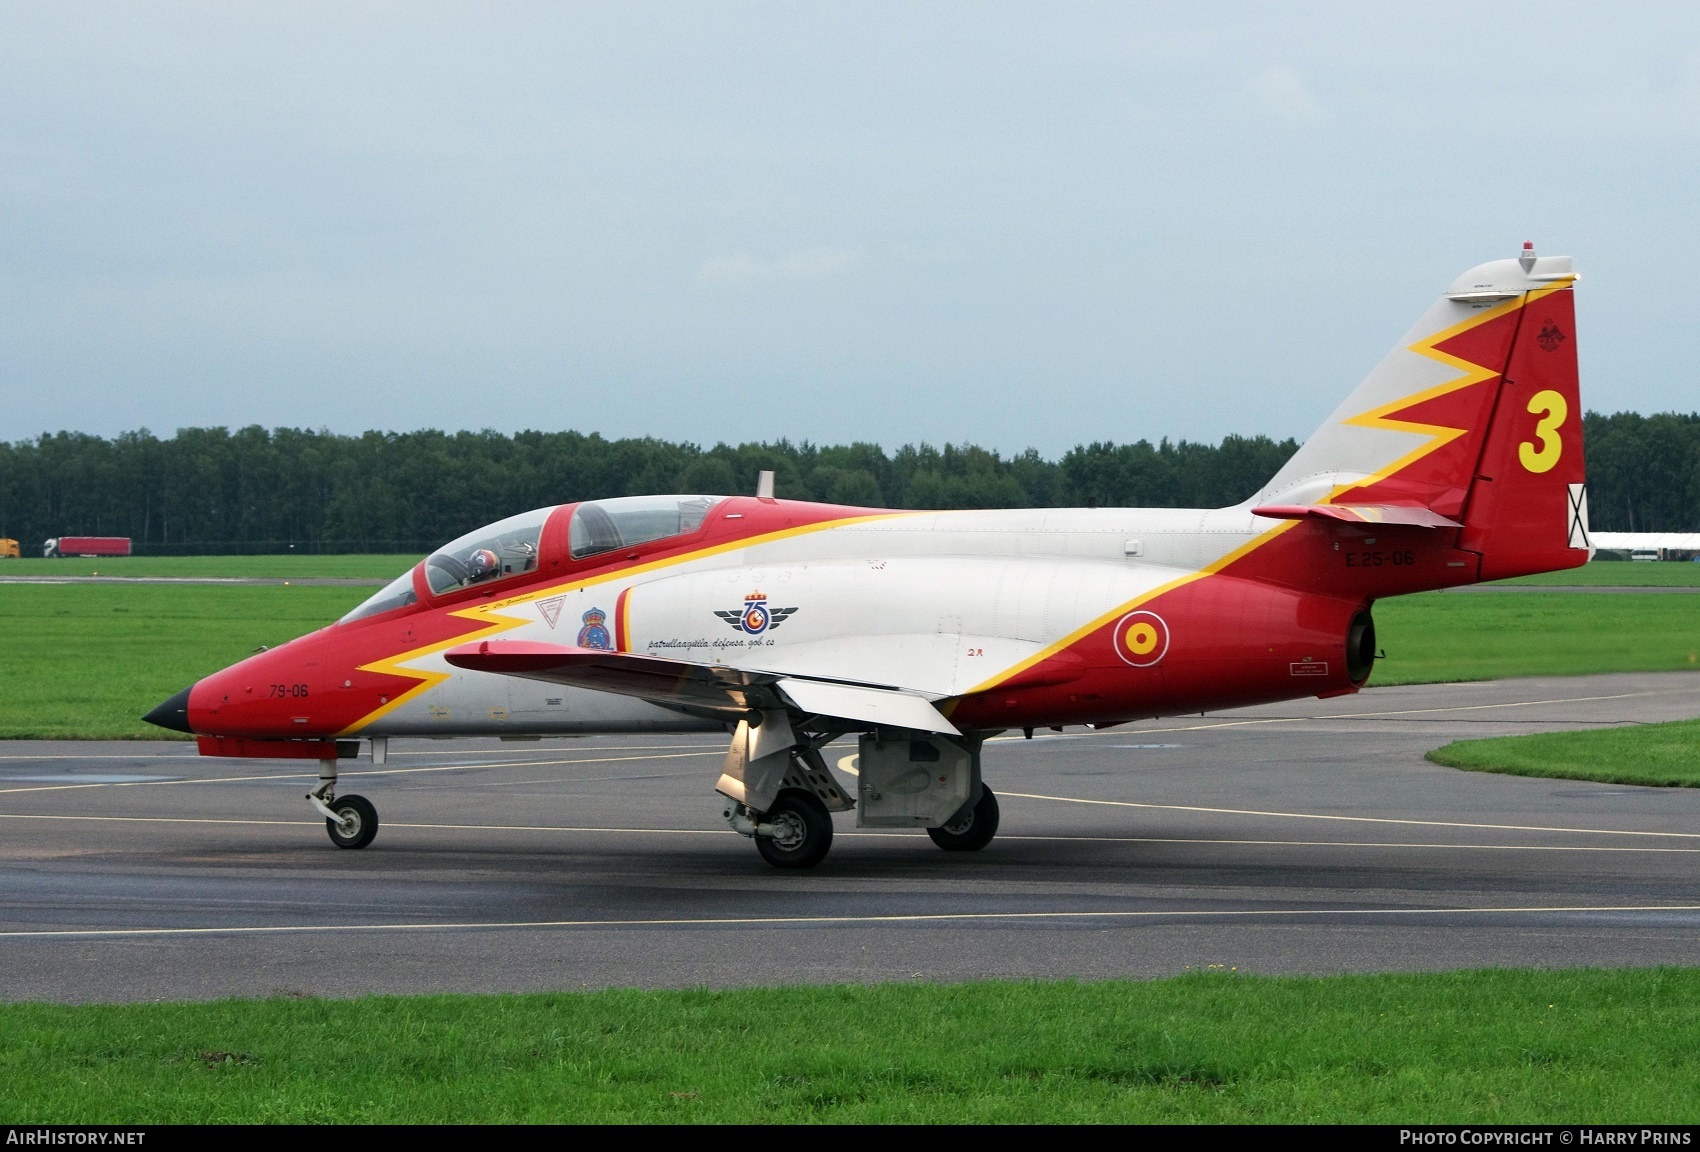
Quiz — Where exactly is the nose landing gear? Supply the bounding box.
[306,758,379,849]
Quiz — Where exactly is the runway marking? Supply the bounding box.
[1001,790,1700,840]
[0,812,734,833]
[2,810,1698,855]
[456,771,705,788]
[0,753,203,762]
[982,688,1700,742]
[7,903,1700,940]
[361,742,727,755]
[1316,688,1700,722]
[0,750,724,795]
[0,742,725,762]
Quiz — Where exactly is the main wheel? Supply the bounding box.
[755,790,833,869]
[325,794,378,850]
[927,786,999,852]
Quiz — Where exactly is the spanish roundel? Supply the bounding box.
[1112,610,1169,667]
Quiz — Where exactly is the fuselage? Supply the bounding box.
[175,492,1494,743]
[139,250,1590,870]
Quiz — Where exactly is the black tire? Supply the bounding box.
[927,786,999,852]
[325,794,378,850]
[754,790,833,869]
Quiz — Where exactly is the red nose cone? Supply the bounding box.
[183,632,421,739]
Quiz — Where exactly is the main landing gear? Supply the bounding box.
[719,721,1003,870]
[306,757,379,850]
[728,791,835,869]
[926,786,1000,852]
[726,783,1001,869]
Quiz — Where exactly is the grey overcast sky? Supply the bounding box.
[2,2,1696,455]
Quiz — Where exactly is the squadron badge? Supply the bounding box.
[714,590,798,636]
[576,607,613,650]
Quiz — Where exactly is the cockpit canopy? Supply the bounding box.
[568,495,721,559]
[339,568,418,624]
[424,506,552,596]
[338,495,726,624]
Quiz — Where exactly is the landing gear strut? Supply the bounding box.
[306,757,379,850]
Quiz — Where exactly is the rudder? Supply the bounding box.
[1457,279,1588,580]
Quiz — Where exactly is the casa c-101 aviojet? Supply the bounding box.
[146,246,1590,868]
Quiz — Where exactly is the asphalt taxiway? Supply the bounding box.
[3,670,1700,1002]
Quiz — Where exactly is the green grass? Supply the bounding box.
[0,584,369,739]
[1492,560,1700,587]
[1368,591,1700,686]
[1428,717,1700,788]
[3,970,1698,1123]
[0,554,416,578]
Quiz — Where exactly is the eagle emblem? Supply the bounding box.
[1536,323,1566,352]
[714,591,798,636]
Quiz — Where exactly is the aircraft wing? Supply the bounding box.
[443,640,959,735]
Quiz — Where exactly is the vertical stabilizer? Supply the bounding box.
[1256,246,1586,580]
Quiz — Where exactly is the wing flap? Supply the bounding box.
[775,677,959,735]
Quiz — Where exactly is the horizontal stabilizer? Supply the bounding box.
[444,640,956,732]
[1252,503,1463,528]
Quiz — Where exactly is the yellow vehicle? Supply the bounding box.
[0,539,19,559]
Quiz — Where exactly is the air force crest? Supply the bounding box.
[714,590,797,636]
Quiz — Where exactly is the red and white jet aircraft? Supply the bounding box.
[147,247,1588,868]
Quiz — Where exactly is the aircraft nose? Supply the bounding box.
[143,685,195,733]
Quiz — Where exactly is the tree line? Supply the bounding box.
[0,411,1691,554]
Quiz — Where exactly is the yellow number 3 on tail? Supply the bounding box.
[1518,389,1567,474]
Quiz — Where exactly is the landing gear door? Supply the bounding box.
[856,733,975,829]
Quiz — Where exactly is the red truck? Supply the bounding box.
[44,536,132,558]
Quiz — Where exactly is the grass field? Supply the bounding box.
[1428,718,1700,788]
[0,554,417,578]
[1368,591,1700,686]
[1493,561,1700,587]
[3,969,1698,1123]
[0,584,368,739]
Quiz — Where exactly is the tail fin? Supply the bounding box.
[1256,245,1587,581]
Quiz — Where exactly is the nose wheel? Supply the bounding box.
[306,757,379,849]
[324,794,378,849]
